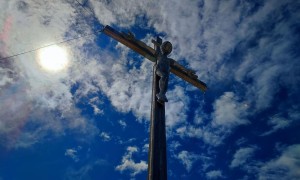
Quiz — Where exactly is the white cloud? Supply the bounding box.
[118,119,127,129]
[165,86,189,128]
[1,0,80,55]
[142,144,149,153]
[176,123,224,147]
[65,148,80,162]
[65,159,109,180]
[236,137,248,146]
[176,150,201,172]
[90,0,117,26]
[169,141,181,152]
[231,1,300,112]
[193,107,206,125]
[225,144,300,179]
[0,78,99,149]
[117,138,137,145]
[259,144,300,180]
[89,97,103,115]
[174,92,250,147]
[75,51,154,123]
[99,132,111,141]
[212,92,249,128]
[230,147,257,168]
[0,67,14,88]
[176,125,201,139]
[90,0,197,67]
[90,0,148,27]
[288,108,300,122]
[116,146,147,177]
[0,0,99,149]
[261,115,290,136]
[206,170,224,179]
[176,91,251,147]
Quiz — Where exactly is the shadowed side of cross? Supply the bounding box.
[102,25,208,93]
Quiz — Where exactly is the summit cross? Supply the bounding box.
[103,26,207,180]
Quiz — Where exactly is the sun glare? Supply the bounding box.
[38,45,69,72]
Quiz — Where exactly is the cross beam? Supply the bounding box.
[102,25,207,180]
[103,26,207,91]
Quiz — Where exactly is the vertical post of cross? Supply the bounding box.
[148,37,167,180]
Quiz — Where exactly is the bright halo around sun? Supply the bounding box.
[38,45,69,72]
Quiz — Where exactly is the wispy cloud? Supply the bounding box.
[99,132,111,142]
[206,170,224,179]
[65,146,82,162]
[259,144,300,179]
[212,92,249,128]
[261,115,290,136]
[225,144,300,179]
[118,119,127,129]
[115,146,147,177]
[230,147,257,168]
[169,141,181,153]
[176,91,250,147]
[175,150,201,172]
[142,143,149,153]
[0,0,99,149]
[89,96,103,115]
[65,159,110,180]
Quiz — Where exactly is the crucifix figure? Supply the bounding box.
[102,26,207,180]
[155,41,172,103]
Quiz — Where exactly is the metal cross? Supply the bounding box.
[103,26,207,180]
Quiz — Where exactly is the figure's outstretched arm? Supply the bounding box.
[151,38,162,56]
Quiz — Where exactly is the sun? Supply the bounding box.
[38,45,69,72]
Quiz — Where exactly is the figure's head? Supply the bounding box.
[161,41,172,55]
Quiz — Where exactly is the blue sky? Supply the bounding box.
[0,0,300,179]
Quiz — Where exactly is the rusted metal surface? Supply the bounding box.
[103,25,207,92]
